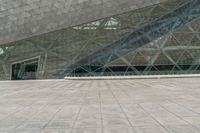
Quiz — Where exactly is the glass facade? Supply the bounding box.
[0,0,200,80]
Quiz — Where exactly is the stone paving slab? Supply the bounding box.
[0,78,200,133]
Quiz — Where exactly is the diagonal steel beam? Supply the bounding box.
[143,35,170,74]
[59,0,200,77]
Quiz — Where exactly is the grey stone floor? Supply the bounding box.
[0,78,200,133]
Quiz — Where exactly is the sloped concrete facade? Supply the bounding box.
[0,0,167,45]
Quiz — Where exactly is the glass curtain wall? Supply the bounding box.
[0,0,200,80]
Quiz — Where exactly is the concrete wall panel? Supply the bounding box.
[0,0,167,45]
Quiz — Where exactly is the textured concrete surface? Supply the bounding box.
[1,78,200,133]
[0,0,167,45]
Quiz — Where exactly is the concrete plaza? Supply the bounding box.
[0,78,200,133]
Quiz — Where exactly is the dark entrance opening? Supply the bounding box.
[11,58,39,80]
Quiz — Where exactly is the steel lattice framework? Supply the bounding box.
[60,0,200,77]
[0,0,200,80]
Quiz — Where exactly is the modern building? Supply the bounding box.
[0,0,200,80]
